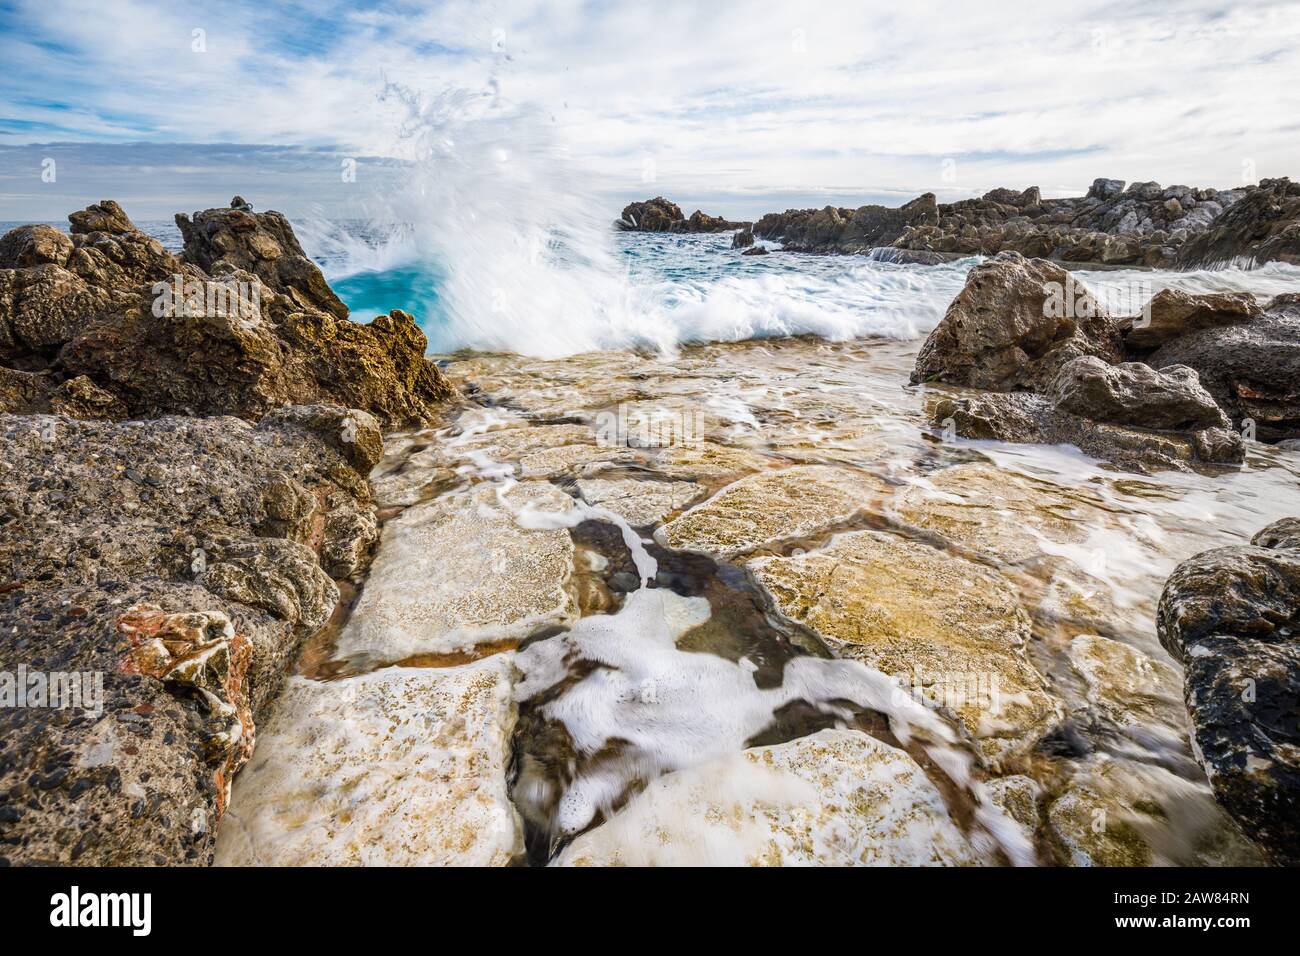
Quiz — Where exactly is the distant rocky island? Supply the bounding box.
[619,177,1300,269]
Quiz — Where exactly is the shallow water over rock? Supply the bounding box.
[220,334,1299,866]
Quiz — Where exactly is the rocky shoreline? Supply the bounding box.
[2,195,1297,867]
[619,177,1300,269]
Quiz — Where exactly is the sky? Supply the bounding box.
[2,0,1299,222]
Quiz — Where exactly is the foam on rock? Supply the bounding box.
[335,481,577,662]
[554,729,983,866]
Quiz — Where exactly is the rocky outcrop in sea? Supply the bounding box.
[616,197,745,233]
[624,176,1300,268]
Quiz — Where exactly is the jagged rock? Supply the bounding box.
[1087,178,1126,201]
[618,196,684,231]
[750,530,1059,762]
[555,729,981,866]
[617,197,741,233]
[176,200,348,319]
[732,227,755,249]
[0,201,454,428]
[655,465,888,559]
[215,654,523,866]
[1156,519,1300,865]
[0,407,376,864]
[1146,298,1300,442]
[1178,177,1300,268]
[319,502,380,578]
[911,253,1123,391]
[0,224,73,269]
[1120,288,1262,350]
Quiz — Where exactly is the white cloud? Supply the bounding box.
[2,0,1298,219]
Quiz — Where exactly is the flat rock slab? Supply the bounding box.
[655,464,887,559]
[554,729,979,866]
[336,481,577,662]
[575,477,705,526]
[889,462,1108,567]
[750,529,1058,762]
[215,654,523,866]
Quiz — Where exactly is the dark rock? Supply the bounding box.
[0,225,73,269]
[932,389,1242,472]
[618,196,683,232]
[741,246,768,256]
[911,252,1123,391]
[1049,355,1230,431]
[617,197,742,233]
[753,193,937,253]
[1147,298,1300,441]
[1087,178,1126,201]
[732,228,754,249]
[1157,521,1300,865]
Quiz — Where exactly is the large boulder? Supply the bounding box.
[1049,356,1230,431]
[618,196,684,232]
[1177,177,1300,268]
[911,252,1123,390]
[0,406,381,865]
[1156,519,1300,865]
[176,198,348,319]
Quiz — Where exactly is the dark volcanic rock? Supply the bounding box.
[732,227,755,249]
[176,198,348,320]
[0,199,454,427]
[1157,520,1300,865]
[911,252,1123,391]
[1177,177,1300,269]
[0,405,381,865]
[1147,298,1300,442]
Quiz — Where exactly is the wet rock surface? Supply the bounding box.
[554,729,982,866]
[1177,177,1300,269]
[215,654,522,866]
[754,194,939,254]
[1156,518,1300,865]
